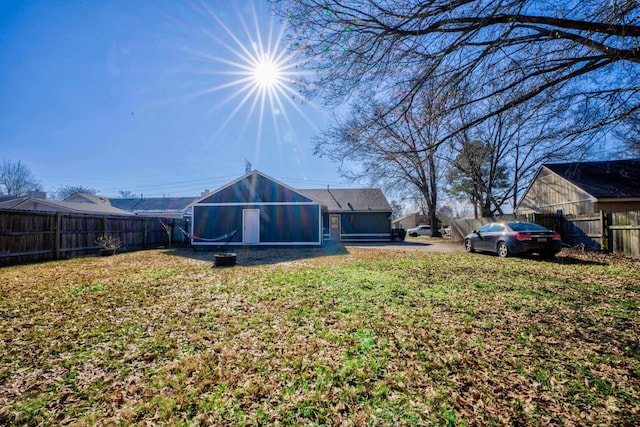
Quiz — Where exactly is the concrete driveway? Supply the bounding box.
[346,238,465,253]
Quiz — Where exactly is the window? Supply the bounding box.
[478,224,492,233]
[490,224,505,232]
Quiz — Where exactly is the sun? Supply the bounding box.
[252,59,282,90]
[183,1,316,144]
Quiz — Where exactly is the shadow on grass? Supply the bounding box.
[161,243,350,266]
[515,253,609,266]
[467,251,609,266]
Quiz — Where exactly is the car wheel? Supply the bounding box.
[464,238,474,253]
[497,242,510,258]
[410,233,417,237]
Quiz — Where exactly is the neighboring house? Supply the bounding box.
[0,192,132,215]
[0,195,20,204]
[189,170,392,247]
[109,196,198,219]
[392,212,430,230]
[518,159,640,215]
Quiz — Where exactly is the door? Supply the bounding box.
[485,223,505,252]
[474,223,493,251]
[243,209,260,244]
[329,214,341,242]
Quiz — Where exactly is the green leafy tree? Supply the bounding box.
[447,140,509,218]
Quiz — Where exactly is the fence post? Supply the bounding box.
[54,213,61,259]
[600,210,609,252]
[143,218,148,248]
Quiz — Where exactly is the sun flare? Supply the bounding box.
[180,1,320,157]
[252,59,282,90]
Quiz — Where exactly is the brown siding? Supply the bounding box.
[519,168,596,215]
[596,201,640,214]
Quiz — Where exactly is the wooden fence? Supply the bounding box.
[0,210,185,265]
[451,211,640,258]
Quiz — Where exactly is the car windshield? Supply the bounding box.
[507,222,549,232]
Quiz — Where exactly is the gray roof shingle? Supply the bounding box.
[110,197,198,213]
[545,159,640,199]
[299,188,392,212]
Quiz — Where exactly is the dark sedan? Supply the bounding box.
[464,221,562,258]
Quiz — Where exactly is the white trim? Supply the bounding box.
[197,202,318,207]
[341,233,392,238]
[187,170,316,208]
[317,205,323,244]
[597,197,640,203]
[341,238,391,242]
[192,241,322,246]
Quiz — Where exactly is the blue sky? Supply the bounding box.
[0,0,348,198]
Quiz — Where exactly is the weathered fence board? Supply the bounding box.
[0,210,176,265]
[610,211,640,258]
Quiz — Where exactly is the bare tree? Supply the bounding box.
[0,160,40,196]
[53,186,98,200]
[119,190,138,199]
[449,95,593,215]
[275,0,640,143]
[314,86,448,236]
[614,110,640,156]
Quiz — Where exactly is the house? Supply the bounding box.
[300,188,392,242]
[189,170,392,247]
[518,159,640,215]
[0,191,133,216]
[391,212,438,230]
[109,196,198,219]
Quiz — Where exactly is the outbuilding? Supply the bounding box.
[189,171,392,247]
[518,159,640,215]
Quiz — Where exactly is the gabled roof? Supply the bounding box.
[299,188,392,213]
[0,196,133,215]
[0,196,23,209]
[0,195,20,203]
[64,193,111,205]
[391,212,430,224]
[189,170,315,207]
[110,197,198,214]
[543,159,640,199]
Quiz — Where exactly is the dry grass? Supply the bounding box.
[1,246,639,426]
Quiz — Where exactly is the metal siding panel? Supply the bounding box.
[200,174,313,204]
[193,205,242,241]
[341,213,390,234]
[260,205,320,242]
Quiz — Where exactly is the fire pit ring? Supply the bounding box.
[214,252,237,267]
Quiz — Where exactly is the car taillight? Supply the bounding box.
[552,233,561,241]
[515,233,532,241]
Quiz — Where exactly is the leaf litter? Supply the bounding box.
[0,247,638,425]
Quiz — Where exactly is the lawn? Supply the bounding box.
[1,246,639,426]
